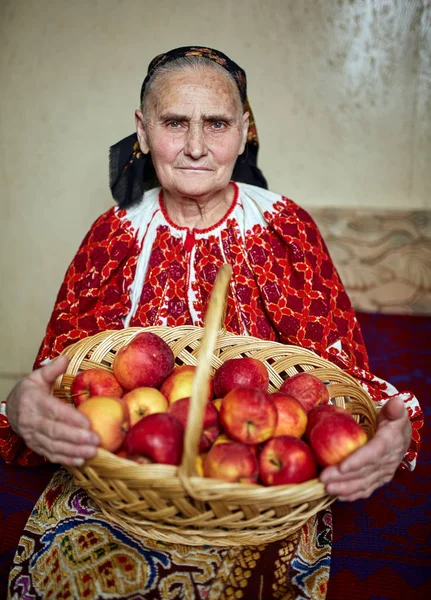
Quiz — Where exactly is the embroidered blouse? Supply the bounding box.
[0,183,423,466]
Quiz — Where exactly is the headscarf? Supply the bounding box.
[109,46,267,208]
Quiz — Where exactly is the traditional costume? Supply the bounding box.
[1,47,423,599]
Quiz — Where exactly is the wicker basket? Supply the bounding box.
[52,264,377,546]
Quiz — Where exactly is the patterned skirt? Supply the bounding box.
[8,469,332,599]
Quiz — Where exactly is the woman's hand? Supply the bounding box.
[319,396,412,502]
[6,356,99,466]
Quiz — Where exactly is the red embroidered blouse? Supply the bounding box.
[0,183,423,467]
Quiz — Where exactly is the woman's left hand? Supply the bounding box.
[319,396,412,502]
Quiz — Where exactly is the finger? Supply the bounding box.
[321,463,374,484]
[37,418,99,446]
[28,355,70,390]
[319,466,341,484]
[39,394,93,430]
[32,430,99,461]
[338,427,402,474]
[379,396,406,422]
[18,392,95,436]
[337,492,370,503]
[28,441,87,467]
[327,465,397,485]
[40,451,90,467]
[326,469,394,498]
[337,483,385,502]
[327,477,376,499]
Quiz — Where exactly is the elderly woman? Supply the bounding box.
[1,47,422,600]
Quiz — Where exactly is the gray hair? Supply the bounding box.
[141,56,243,122]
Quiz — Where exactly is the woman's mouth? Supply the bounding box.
[176,166,212,171]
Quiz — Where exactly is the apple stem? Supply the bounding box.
[270,458,282,469]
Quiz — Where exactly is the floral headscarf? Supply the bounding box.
[109,46,267,208]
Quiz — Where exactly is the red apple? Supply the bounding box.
[213,357,269,398]
[70,368,123,407]
[168,397,220,453]
[310,412,368,467]
[195,454,206,477]
[212,398,222,412]
[305,404,347,441]
[203,442,259,483]
[113,332,174,390]
[124,413,184,465]
[220,388,277,445]
[77,396,129,453]
[272,392,308,438]
[160,365,214,405]
[212,433,259,457]
[212,433,234,446]
[279,372,329,413]
[259,436,318,485]
[123,387,168,427]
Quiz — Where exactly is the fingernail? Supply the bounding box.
[84,447,97,459]
[320,470,334,484]
[90,433,100,445]
[73,457,84,467]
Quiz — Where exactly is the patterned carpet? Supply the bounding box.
[1,311,430,599]
[327,312,431,600]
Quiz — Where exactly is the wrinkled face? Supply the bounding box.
[136,68,249,199]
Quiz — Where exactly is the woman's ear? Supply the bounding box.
[239,111,250,155]
[135,109,150,154]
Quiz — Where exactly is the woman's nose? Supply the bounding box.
[184,124,208,159]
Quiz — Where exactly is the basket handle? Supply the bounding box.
[179,263,232,480]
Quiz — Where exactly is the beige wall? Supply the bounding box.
[1,0,430,396]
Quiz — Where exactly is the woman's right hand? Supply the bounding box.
[6,355,100,466]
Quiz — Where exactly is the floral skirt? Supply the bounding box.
[8,469,332,599]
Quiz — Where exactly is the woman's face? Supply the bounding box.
[135,68,249,200]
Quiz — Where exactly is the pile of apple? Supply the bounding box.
[70,332,368,486]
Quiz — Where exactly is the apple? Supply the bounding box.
[305,404,347,441]
[70,368,123,407]
[279,372,329,413]
[128,455,153,465]
[203,441,259,483]
[212,398,222,412]
[160,365,213,405]
[115,448,128,459]
[212,433,234,446]
[220,388,277,445]
[195,454,205,477]
[259,436,318,485]
[310,412,368,467]
[77,396,129,453]
[123,387,168,427]
[272,392,308,438]
[168,397,220,452]
[212,433,259,457]
[124,413,184,465]
[113,332,174,390]
[213,357,269,398]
